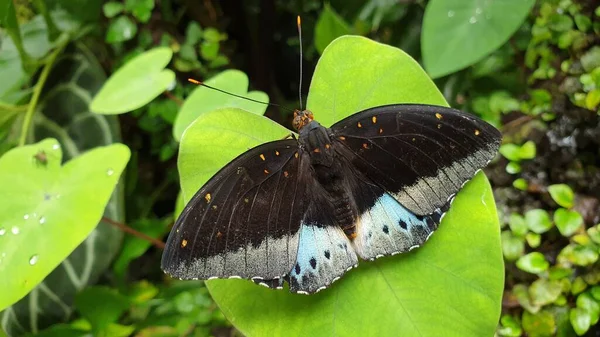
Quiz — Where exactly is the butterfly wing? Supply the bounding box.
[331,104,501,216]
[330,104,500,260]
[161,139,310,282]
[287,195,359,294]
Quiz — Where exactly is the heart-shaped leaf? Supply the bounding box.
[2,44,128,335]
[173,69,269,141]
[178,36,503,336]
[90,47,175,114]
[422,0,535,78]
[0,139,130,310]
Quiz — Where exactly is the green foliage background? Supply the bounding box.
[0,0,599,336]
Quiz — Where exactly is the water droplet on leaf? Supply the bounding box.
[469,16,477,24]
[29,255,39,265]
[52,144,60,150]
[39,217,46,225]
[0,228,5,236]
[447,10,454,17]
[24,214,29,220]
[107,168,114,176]
[11,226,20,235]
[475,8,482,15]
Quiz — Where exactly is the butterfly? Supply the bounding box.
[161,103,501,294]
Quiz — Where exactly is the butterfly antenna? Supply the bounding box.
[187,78,295,113]
[297,15,303,111]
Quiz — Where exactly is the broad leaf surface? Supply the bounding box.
[173,69,269,141]
[422,0,535,78]
[90,47,175,114]
[178,36,503,336]
[0,138,130,311]
[1,44,127,335]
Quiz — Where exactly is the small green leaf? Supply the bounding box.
[513,178,528,190]
[103,2,124,18]
[0,139,130,310]
[591,286,600,301]
[506,161,522,174]
[574,14,592,32]
[125,0,154,23]
[572,277,588,295]
[314,4,351,54]
[577,293,600,325]
[173,70,269,141]
[422,0,535,78]
[105,15,138,43]
[185,22,203,45]
[554,208,583,236]
[513,284,540,313]
[548,184,575,208]
[199,41,219,60]
[499,143,521,161]
[526,232,541,248]
[586,89,600,110]
[518,141,536,159]
[75,286,130,333]
[522,310,556,337]
[529,278,563,306]
[509,213,528,237]
[91,47,175,114]
[560,244,599,266]
[525,209,553,234]
[517,252,549,274]
[548,13,574,32]
[548,266,573,280]
[588,225,600,244]
[502,230,525,261]
[497,315,522,337]
[570,307,591,336]
[581,47,600,72]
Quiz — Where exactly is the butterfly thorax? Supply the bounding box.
[299,120,358,238]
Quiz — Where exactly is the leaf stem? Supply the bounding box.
[18,34,69,147]
[102,216,166,249]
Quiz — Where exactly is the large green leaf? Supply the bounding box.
[0,138,129,310]
[422,0,535,78]
[314,4,351,54]
[173,69,269,142]
[90,47,175,114]
[1,44,127,335]
[178,36,503,336]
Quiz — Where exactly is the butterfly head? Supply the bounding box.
[293,109,314,131]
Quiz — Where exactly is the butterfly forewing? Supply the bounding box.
[331,104,501,216]
[161,139,310,281]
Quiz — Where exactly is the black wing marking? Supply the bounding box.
[331,104,501,215]
[161,139,311,281]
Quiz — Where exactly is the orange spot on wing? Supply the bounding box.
[362,143,369,149]
[181,239,188,248]
[379,128,383,134]
[216,231,222,239]
[275,151,280,156]
[284,171,289,178]
[260,154,266,161]
[475,129,480,135]
[339,136,346,140]
[313,148,321,153]
[294,152,299,158]
[205,193,211,203]
[435,113,442,119]
[325,144,330,149]
[372,116,377,123]
[357,122,362,128]
[264,169,269,174]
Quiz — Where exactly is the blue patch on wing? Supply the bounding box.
[352,192,448,260]
[288,224,358,294]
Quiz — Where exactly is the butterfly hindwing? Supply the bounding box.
[288,199,358,294]
[161,139,310,281]
[349,175,449,260]
[331,104,501,216]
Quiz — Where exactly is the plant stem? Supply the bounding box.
[102,216,166,249]
[18,34,69,147]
